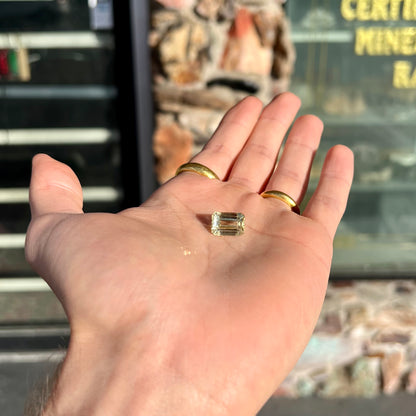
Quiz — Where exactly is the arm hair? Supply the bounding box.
[23,361,63,416]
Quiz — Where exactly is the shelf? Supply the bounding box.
[0,32,113,49]
[0,350,65,364]
[332,234,416,277]
[307,180,416,194]
[0,234,25,249]
[0,128,119,145]
[3,99,117,128]
[352,181,416,193]
[295,109,416,127]
[290,30,353,43]
[0,85,117,99]
[0,186,122,204]
[0,278,50,293]
[0,0,55,2]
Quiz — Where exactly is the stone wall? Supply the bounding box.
[150,0,293,183]
[149,0,416,400]
[278,280,416,398]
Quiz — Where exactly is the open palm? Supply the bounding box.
[25,93,353,415]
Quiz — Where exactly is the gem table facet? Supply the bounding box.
[211,212,245,236]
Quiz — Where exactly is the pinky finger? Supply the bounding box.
[303,145,354,239]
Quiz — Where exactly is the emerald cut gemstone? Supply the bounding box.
[211,212,245,236]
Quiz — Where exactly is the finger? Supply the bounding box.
[29,154,84,219]
[265,114,323,203]
[190,96,263,180]
[303,145,354,239]
[227,92,301,191]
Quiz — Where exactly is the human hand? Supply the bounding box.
[25,93,353,416]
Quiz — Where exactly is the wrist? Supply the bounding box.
[43,329,231,416]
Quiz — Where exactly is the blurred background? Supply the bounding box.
[2,0,416,414]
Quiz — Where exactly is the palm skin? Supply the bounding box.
[25,93,353,415]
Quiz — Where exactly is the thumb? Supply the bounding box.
[29,154,84,219]
[26,154,84,289]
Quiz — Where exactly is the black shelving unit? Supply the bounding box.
[0,0,155,281]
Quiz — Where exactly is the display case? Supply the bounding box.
[0,1,154,285]
[286,0,416,278]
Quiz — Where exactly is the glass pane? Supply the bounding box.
[0,0,90,32]
[287,1,416,277]
[0,0,121,324]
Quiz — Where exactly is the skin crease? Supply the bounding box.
[25,93,354,416]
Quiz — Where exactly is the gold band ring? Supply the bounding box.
[261,190,300,214]
[175,162,220,180]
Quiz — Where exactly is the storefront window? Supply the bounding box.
[287,0,416,277]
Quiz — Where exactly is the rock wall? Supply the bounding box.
[278,280,416,398]
[150,0,293,183]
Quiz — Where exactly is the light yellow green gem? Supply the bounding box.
[211,212,245,236]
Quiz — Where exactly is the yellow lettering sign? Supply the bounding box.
[355,27,375,54]
[357,0,372,19]
[401,27,416,53]
[403,0,416,19]
[390,0,404,19]
[341,1,416,88]
[393,60,416,87]
[341,0,416,20]
[355,27,416,55]
[341,0,357,20]
[385,28,402,53]
[371,0,390,20]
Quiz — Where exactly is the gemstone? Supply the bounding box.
[211,212,245,236]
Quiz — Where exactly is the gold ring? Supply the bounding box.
[175,162,219,180]
[261,190,300,214]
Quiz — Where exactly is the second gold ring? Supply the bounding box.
[261,190,300,214]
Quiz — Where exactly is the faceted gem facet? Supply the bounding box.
[211,212,245,236]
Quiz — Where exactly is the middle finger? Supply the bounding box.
[227,92,301,192]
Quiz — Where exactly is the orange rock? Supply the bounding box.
[382,350,405,395]
[153,123,194,183]
[229,8,253,38]
[221,8,273,75]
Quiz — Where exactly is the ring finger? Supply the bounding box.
[264,114,323,205]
